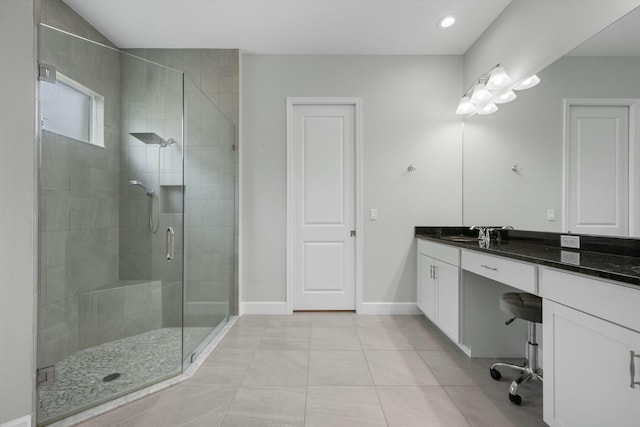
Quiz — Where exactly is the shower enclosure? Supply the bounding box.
[37,23,235,425]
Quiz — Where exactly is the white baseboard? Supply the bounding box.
[357,302,421,315]
[239,301,420,315]
[240,301,288,315]
[1,415,31,427]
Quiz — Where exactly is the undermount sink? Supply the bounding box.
[439,235,480,243]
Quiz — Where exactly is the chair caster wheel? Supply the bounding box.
[490,368,502,381]
[509,393,522,405]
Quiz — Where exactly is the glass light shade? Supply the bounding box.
[486,65,512,90]
[477,103,498,115]
[456,96,476,115]
[514,74,541,90]
[494,90,517,104]
[470,82,491,103]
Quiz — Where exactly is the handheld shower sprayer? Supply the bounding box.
[128,179,158,233]
[128,180,154,196]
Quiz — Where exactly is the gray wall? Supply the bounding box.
[38,1,121,367]
[41,0,115,47]
[183,81,236,329]
[0,1,35,424]
[463,0,640,89]
[463,56,640,231]
[123,49,239,328]
[241,55,463,305]
[118,52,183,286]
[125,49,239,128]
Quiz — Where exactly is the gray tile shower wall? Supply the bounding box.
[125,49,239,127]
[118,53,183,284]
[78,281,163,348]
[41,0,117,48]
[39,0,121,367]
[123,49,239,329]
[38,0,239,369]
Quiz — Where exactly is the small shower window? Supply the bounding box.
[40,72,104,147]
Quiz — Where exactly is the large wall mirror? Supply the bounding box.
[462,5,640,237]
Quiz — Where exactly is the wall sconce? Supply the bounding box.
[456,64,540,116]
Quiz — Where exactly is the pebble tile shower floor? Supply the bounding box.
[71,314,545,427]
[39,327,211,422]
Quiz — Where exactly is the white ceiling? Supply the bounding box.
[63,0,511,55]
[569,4,640,56]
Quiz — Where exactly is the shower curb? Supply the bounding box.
[47,316,239,427]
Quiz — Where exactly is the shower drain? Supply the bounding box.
[102,373,121,382]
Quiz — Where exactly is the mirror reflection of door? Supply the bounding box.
[565,104,630,236]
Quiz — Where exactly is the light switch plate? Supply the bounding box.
[369,208,378,220]
[547,208,556,221]
[560,235,580,249]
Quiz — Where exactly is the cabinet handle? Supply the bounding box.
[631,351,640,388]
[433,265,437,280]
[480,264,498,271]
[430,265,434,279]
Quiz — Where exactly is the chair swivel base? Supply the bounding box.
[490,359,543,405]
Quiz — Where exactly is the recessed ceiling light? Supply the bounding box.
[439,15,456,29]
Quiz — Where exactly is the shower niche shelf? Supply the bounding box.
[160,185,183,214]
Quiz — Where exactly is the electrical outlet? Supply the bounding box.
[560,235,580,249]
[561,250,580,265]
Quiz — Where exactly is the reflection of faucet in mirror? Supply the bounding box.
[469,225,486,241]
[485,226,513,243]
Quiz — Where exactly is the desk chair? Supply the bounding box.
[489,292,543,405]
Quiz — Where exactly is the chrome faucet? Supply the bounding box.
[487,226,513,243]
[469,225,486,241]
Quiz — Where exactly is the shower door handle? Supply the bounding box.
[166,227,175,261]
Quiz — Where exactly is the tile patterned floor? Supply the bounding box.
[75,314,546,427]
[39,327,212,423]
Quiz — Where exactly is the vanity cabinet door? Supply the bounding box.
[434,260,459,343]
[418,253,436,321]
[417,252,459,342]
[543,300,640,427]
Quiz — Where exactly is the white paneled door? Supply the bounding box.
[289,102,356,310]
[567,105,629,236]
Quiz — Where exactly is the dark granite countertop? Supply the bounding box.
[415,226,640,287]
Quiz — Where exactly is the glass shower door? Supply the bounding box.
[182,78,235,365]
[37,24,184,425]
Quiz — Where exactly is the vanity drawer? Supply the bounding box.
[461,250,537,294]
[540,267,640,332]
[417,238,459,266]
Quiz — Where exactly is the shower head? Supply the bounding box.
[129,132,176,147]
[128,180,154,196]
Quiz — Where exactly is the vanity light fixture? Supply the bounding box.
[494,90,517,104]
[456,64,540,116]
[477,103,498,115]
[514,74,540,90]
[486,64,512,90]
[439,15,456,28]
[456,96,476,115]
[470,82,491,103]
